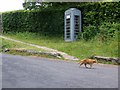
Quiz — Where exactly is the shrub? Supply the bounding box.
[97,22,119,42]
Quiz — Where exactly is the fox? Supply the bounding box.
[78,59,98,68]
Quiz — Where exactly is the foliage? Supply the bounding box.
[22,2,51,10]
[2,2,120,40]
[2,9,64,37]
[97,22,119,42]
[82,25,98,41]
[78,22,119,41]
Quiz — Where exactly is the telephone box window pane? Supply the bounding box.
[66,15,70,19]
[74,15,80,39]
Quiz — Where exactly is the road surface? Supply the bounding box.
[2,54,118,88]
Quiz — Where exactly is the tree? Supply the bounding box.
[23,0,43,10]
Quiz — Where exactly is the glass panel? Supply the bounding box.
[74,15,79,39]
[66,16,70,39]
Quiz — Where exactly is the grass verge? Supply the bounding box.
[0,37,61,59]
[3,32,118,60]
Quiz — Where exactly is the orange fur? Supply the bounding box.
[78,59,97,68]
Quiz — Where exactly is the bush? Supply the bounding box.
[78,22,119,41]
[97,22,119,42]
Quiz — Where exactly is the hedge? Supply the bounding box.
[2,9,64,37]
[2,2,120,38]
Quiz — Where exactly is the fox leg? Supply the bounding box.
[79,63,83,67]
[84,63,88,68]
[89,64,92,68]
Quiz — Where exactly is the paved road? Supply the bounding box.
[2,54,118,88]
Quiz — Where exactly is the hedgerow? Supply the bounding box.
[2,9,64,37]
[2,2,120,40]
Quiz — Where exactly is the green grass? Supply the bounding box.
[0,37,47,52]
[1,37,63,59]
[3,32,118,60]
